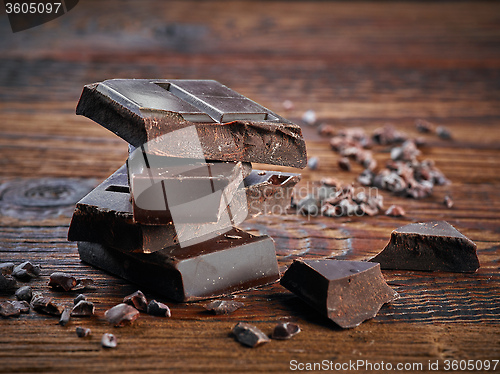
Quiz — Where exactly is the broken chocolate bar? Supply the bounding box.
[371,221,479,272]
[76,79,307,168]
[280,259,399,329]
[68,165,299,253]
[77,228,279,302]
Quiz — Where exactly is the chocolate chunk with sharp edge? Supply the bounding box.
[76,326,91,338]
[280,259,399,329]
[76,79,307,168]
[0,262,15,275]
[12,261,41,280]
[48,272,77,291]
[59,307,71,326]
[31,295,65,316]
[272,322,301,340]
[371,221,479,272]
[232,322,270,348]
[15,286,32,302]
[147,300,171,317]
[11,300,30,313]
[68,165,299,253]
[123,290,148,312]
[0,301,21,317]
[101,333,117,348]
[77,228,279,302]
[0,274,17,292]
[71,300,95,316]
[204,300,244,315]
[105,303,140,327]
[74,294,86,305]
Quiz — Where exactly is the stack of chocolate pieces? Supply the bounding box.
[68,79,307,302]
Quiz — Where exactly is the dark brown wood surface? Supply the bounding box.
[1,1,499,373]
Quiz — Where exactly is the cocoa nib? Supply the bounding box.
[101,333,117,348]
[71,300,95,316]
[105,303,139,327]
[0,262,15,276]
[385,205,406,217]
[444,195,454,208]
[15,286,32,302]
[0,301,21,317]
[123,290,148,312]
[147,300,171,317]
[48,272,77,291]
[31,295,65,316]
[0,273,17,292]
[232,322,270,348]
[76,326,91,338]
[59,307,71,326]
[11,300,30,314]
[74,294,86,305]
[12,261,41,281]
[272,322,301,340]
[204,300,244,315]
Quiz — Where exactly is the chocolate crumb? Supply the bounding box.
[307,157,319,170]
[76,326,91,338]
[15,286,32,302]
[31,295,65,316]
[12,261,41,281]
[0,274,17,292]
[0,301,21,318]
[147,300,171,317]
[59,307,71,326]
[415,119,434,133]
[436,126,452,140]
[11,300,30,314]
[74,294,86,305]
[444,195,454,208]
[105,303,140,327]
[204,300,244,315]
[338,157,351,171]
[123,290,148,312]
[0,262,15,276]
[48,272,77,291]
[101,333,117,348]
[272,322,301,340]
[71,300,95,316]
[232,322,270,348]
[385,205,406,217]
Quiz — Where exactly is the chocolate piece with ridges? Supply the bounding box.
[281,259,399,329]
[76,79,307,168]
[232,322,270,348]
[77,228,279,302]
[371,221,479,272]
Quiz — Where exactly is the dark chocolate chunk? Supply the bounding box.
[147,300,171,317]
[204,300,244,315]
[48,272,77,291]
[71,300,95,317]
[77,228,279,302]
[11,300,30,314]
[74,294,86,305]
[272,322,301,340]
[371,221,479,272]
[123,290,148,313]
[76,79,306,168]
[76,326,91,338]
[0,274,17,292]
[15,286,32,302]
[232,322,270,348]
[280,259,399,329]
[12,261,41,281]
[0,301,21,318]
[0,262,15,275]
[59,307,71,326]
[68,165,299,253]
[31,295,65,316]
[105,303,140,327]
[101,333,117,348]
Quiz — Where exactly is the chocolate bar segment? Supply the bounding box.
[371,221,479,272]
[76,79,307,168]
[281,259,399,329]
[77,228,279,302]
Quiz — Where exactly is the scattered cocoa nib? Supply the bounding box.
[282,99,294,111]
[12,261,41,281]
[147,300,171,317]
[31,295,65,316]
[436,125,452,140]
[444,195,454,208]
[74,278,95,290]
[0,262,15,276]
[11,300,30,314]
[0,301,21,317]
[0,273,17,292]
[76,326,91,338]
[338,157,351,171]
[307,157,319,170]
[301,109,317,126]
[74,294,86,305]
[415,119,434,133]
[48,272,77,291]
[232,322,270,348]
[101,333,117,348]
[71,300,95,316]
[59,307,71,326]
[390,140,420,162]
[385,205,406,217]
[123,290,148,312]
[372,124,408,145]
[15,286,32,302]
[105,303,140,327]
[317,123,336,137]
[272,322,301,340]
[204,300,244,315]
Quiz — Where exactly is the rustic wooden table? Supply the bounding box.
[1,1,499,373]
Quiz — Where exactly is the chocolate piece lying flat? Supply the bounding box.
[281,259,399,329]
[76,79,307,168]
[77,228,279,302]
[68,165,299,253]
[371,221,479,272]
[232,322,270,348]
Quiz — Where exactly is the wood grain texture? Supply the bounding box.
[1,1,499,373]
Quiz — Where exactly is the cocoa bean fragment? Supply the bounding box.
[123,290,148,312]
[105,303,139,327]
[48,272,77,291]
